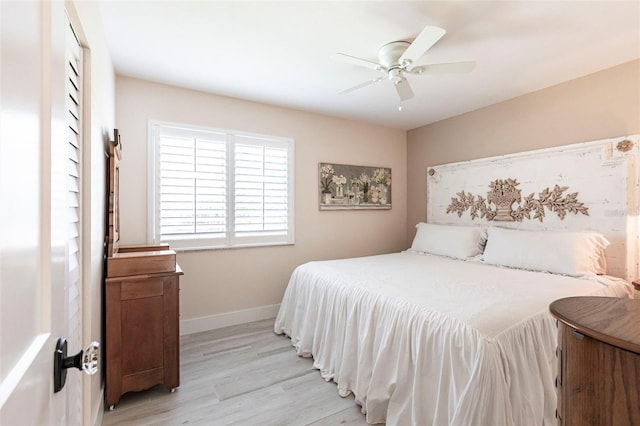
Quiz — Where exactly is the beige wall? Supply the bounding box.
[115,77,407,324]
[407,60,640,244]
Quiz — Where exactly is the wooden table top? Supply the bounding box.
[550,296,640,354]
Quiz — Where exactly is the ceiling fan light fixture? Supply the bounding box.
[335,25,475,102]
[389,68,403,83]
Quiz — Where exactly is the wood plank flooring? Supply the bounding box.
[101,319,371,426]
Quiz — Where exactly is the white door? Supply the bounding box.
[0,2,85,424]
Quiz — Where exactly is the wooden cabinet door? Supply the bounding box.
[106,274,180,407]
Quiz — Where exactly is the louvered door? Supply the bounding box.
[65,18,83,425]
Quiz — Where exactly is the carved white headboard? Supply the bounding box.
[427,135,639,281]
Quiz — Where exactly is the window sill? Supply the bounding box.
[161,241,295,253]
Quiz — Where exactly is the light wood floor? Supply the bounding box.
[101,319,370,426]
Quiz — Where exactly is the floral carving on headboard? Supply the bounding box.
[616,139,634,152]
[446,178,589,222]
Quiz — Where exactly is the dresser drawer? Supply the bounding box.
[120,278,164,300]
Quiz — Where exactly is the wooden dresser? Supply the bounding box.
[550,296,640,426]
[105,130,183,409]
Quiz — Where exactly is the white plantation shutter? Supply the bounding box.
[149,122,294,250]
[234,136,290,240]
[158,132,227,242]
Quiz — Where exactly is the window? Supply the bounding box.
[148,121,294,250]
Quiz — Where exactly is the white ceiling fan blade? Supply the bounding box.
[394,78,414,101]
[334,53,385,71]
[399,25,446,66]
[410,61,476,75]
[339,77,384,95]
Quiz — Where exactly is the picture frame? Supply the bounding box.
[319,162,391,210]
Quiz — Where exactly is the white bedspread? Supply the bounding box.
[274,252,631,425]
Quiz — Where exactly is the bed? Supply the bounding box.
[274,136,639,425]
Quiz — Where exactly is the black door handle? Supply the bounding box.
[53,337,99,393]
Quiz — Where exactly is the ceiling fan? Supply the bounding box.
[335,25,475,101]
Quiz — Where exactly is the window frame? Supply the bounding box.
[148,120,295,251]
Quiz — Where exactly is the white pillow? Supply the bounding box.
[482,227,609,276]
[410,222,487,260]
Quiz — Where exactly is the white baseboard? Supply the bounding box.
[180,304,280,336]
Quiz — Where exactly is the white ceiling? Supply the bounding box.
[98,1,640,130]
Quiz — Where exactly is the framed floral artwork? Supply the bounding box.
[319,163,391,210]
